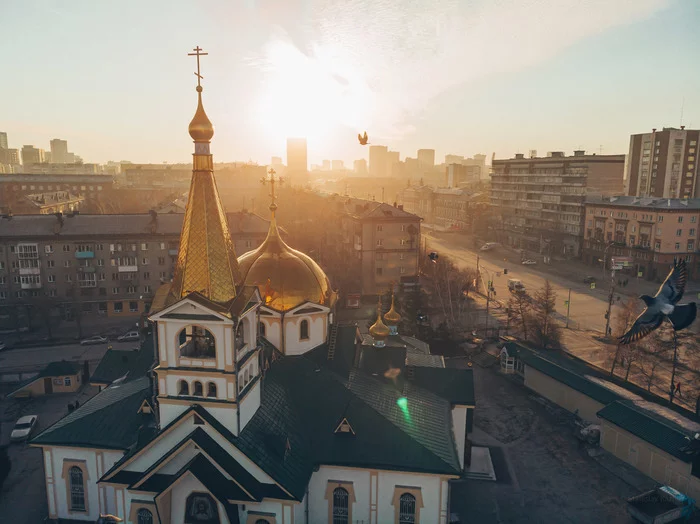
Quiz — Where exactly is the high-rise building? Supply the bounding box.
[369,145,388,177]
[331,159,344,171]
[270,156,282,167]
[0,148,19,165]
[490,150,625,256]
[286,137,308,185]
[50,139,69,164]
[353,158,368,175]
[417,149,435,170]
[322,159,331,170]
[21,145,45,165]
[445,154,464,165]
[625,127,700,199]
[0,132,7,150]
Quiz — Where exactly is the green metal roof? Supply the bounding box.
[597,400,698,463]
[407,367,475,405]
[31,377,152,449]
[38,360,82,378]
[90,341,155,385]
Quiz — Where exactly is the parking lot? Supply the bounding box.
[449,356,671,524]
[0,384,99,523]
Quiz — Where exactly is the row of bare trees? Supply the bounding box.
[506,281,562,349]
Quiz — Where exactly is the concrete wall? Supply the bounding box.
[524,366,605,423]
[600,421,700,502]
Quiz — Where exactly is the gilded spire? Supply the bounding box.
[369,296,390,346]
[384,291,401,335]
[168,47,242,305]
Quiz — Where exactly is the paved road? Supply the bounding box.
[426,236,609,332]
[0,342,117,373]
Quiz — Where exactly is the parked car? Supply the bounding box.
[521,259,537,265]
[480,242,498,252]
[583,276,596,284]
[80,335,108,346]
[117,331,140,342]
[508,279,525,292]
[10,415,38,442]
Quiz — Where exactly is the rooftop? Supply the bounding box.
[585,195,700,210]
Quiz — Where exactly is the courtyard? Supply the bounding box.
[448,354,698,524]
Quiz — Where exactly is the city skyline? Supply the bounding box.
[2,0,699,166]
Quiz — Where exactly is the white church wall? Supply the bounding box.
[377,470,443,524]
[260,314,281,349]
[293,492,308,524]
[242,500,284,521]
[159,316,231,370]
[126,417,197,471]
[307,466,371,523]
[164,373,227,400]
[283,313,326,356]
[48,446,104,521]
[157,442,199,474]
[451,405,467,469]
[158,401,191,428]
[202,405,238,434]
[239,380,261,430]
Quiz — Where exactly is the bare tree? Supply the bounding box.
[507,288,531,340]
[637,325,673,391]
[530,280,561,349]
[609,297,641,377]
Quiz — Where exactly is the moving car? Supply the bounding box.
[508,279,525,292]
[480,242,498,251]
[117,331,140,342]
[521,259,537,265]
[583,276,596,284]
[10,415,38,442]
[80,335,108,346]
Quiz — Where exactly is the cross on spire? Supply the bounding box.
[188,46,208,88]
[261,168,284,212]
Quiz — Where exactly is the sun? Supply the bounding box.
[253,39,373,148]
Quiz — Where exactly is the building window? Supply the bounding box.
[141,243,148,251]
[114,302,123,313]
[130,301,138,312]
[690,229,696,237]
[678,216,684,223]
[193,381,203,396]
[400,267,406,274]
[69,466,86,512]
[677,229,683,236]
[658,216,663,223]
[178,380,189,395]
[398,493,417,524]
[245,240,252,248]
[178,325,216,358]
[376,239,383,247]
[687,241,695,251]
[207,382,217,398]
[64,377,72,386]
[691,216,697,223]
[300,319,309,340]
[332,488,349,524]
[48,275,56,283]
[675,243,681,250]
[376,225,383,232]
[158,257,165,265]
[259,321,266,337]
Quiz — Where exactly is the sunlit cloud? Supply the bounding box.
[249,0,670,142]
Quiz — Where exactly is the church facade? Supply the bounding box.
[32,48,474,524]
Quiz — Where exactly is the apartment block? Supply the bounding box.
[582,196,700,281]
[340,198,421,295]
[399,185,488,231]
[625,127,700,199]
[490,151,625,257]
[0,212,272,324]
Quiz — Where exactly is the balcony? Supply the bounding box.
[168,249,179,256]
[75,251,95,259]
[79,266,96,273]
[118,265,139,273]
[19,266,41,275]
[78,279,97,288]
[20,282,42,290]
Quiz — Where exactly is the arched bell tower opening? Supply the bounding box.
[178,325,216,359]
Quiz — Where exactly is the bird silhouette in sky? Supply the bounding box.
[618,259,697,345]
[358,131,369,145]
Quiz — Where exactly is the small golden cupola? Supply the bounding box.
[369,296,390,347]
[237,170,332,311]
[167,46,242,306]
[383,292,401,335]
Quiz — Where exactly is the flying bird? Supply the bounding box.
[618,259,697,345]
[358,131,369,145]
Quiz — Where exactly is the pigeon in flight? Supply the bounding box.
[358,131,369,146]
[618,259,697,345]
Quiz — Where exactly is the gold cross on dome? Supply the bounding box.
[261,168,284,207]
[188,46,208,88]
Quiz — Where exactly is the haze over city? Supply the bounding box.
[3,0,699,165]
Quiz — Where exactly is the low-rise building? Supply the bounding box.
[582,196,700,281]
[8,361,83,398]
[16,191,83,215]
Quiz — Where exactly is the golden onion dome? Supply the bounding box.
[383,293,401,326]
[237,211,332,311]
[188,86,215,142]
[369,304,390,340]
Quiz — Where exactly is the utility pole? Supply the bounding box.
[604,269,616,338]
[565,288,571,328]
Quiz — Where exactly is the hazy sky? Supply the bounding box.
[2,0,699,166]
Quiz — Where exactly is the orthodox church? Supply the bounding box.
[32,49,474,524]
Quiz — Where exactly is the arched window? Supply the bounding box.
[193,381,203,396]
[235,322,245,346]
[207,382,217,398]
[178,380,189,396]
[300,319,309,340]
[69,466,85,512]
[399,493,417,524]
[332,487,349,524]
[137,508,153,524]
[178,325,215,358]
[259,321,266,337]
